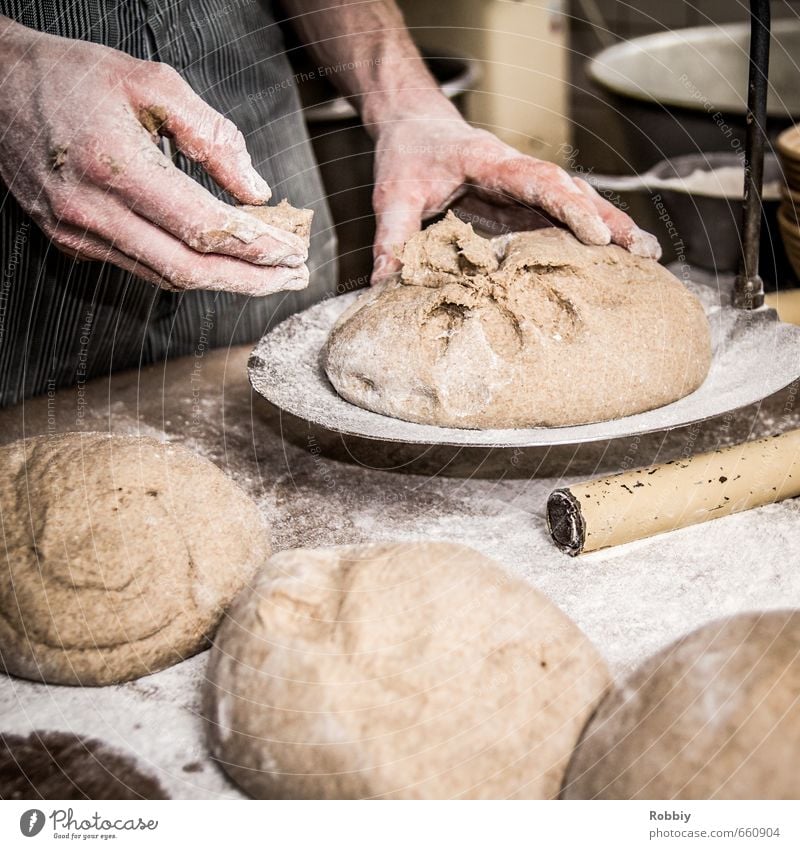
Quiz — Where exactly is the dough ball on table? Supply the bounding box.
[0,433,270,686]
[563,611,800,799]
[323,212,711,429]
[205,542,610,799]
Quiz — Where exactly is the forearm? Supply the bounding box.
[281,0,458,132]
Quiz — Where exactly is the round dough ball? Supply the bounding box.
[323,213,711,429]
[563,611,800,799]
[0,433,270,685]
[205,542,610,799]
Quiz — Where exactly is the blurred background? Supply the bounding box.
[567,0,800,172]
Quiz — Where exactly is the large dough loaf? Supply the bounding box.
[323,213,711,429]
[0,433,270,685]
[205,541,610,799]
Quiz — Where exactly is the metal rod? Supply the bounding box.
[734,0,771,309]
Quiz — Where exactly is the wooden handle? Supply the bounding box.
[547,429,800,556]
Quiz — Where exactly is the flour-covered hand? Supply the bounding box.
[0,16,309,295]
[370,105,661,281]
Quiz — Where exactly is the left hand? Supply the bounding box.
[371,108,661,281]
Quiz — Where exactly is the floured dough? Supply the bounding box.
[205,541,610,799]
[563,611,800,799]
[240,199,313,241]
[0,433,270,685]
[323,213,711,429]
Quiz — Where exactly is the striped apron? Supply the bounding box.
[0,0,337,407]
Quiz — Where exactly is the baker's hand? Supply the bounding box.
[0,17,309,295]
[371,105,661,280]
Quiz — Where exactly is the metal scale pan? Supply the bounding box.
[249,0,800,449]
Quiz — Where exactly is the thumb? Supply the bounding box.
[372,202,424,285]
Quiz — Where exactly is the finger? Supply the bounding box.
[468,149,612,246]
[572,178,662,259]
[130,62,272,205]
[85,124,308,266]
[372,198,426,283]
[52,226,166,288]
[56,198,309,296]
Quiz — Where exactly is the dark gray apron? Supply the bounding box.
[0,0,337,407]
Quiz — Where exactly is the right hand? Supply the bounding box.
[0,17,309,296]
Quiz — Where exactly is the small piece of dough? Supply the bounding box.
[323,212,711,429]
[205,541,610,799]
[0,433,270,685]
[240,199,313,241]
[562,611,800,799]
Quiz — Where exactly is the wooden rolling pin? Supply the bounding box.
[547,429,800,556]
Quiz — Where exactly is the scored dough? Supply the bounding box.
[323,213,711,429]
[0,433,270,686]
[205,541,610,799]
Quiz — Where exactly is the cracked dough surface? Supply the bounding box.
[323,213,712,429]
[0,433,270,686]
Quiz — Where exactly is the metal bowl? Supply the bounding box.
[646,152,785,275]
[588,20,800,171]
[248,286,800,449]
[588,152,789,281]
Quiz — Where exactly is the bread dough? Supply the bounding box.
[562,611,800,799]
[323,213,711,429]
[241,199,313,241]
[0,433,270,685]
[205,541,610,799]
